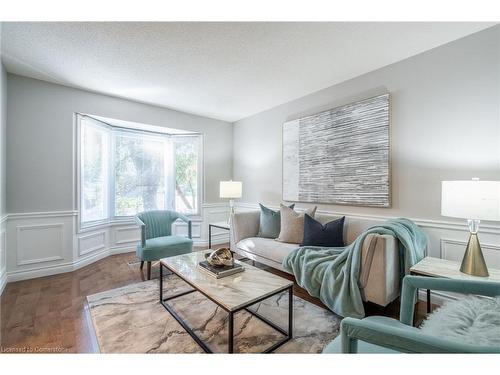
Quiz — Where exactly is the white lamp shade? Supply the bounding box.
[219,181,242,199]
[441,180,500,221]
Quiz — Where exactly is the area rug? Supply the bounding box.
[87,274,341,353]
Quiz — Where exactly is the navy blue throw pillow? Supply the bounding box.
[301,214,345,247]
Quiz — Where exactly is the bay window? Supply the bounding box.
[77,114,202,227]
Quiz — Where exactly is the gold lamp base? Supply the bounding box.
[460,233,489,277]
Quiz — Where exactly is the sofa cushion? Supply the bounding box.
[257,203,295,239]
[302,214,345,247]
[276,204,317,244]
[236,237,299,264]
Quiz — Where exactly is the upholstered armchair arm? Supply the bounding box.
[135,216,146,248]
[340,317,497,353]
[176,213,192,239]
[399,275,500,326]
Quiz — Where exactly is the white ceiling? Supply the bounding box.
[1,22,496,122]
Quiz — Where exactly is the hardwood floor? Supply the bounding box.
[0,248,430,353]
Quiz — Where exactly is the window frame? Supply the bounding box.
[173,134,203,217]
[75,113,203,232]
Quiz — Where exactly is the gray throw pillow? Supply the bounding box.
[276,204,317,244]
[257,203,295,239]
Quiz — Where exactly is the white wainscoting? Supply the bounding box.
[16,223,65,265]
[0,215,7,295]
[440,238,500,265]
[78,230,107,257]
[6,211,77,282]
[235,202,500,305]
[2,203,230,285]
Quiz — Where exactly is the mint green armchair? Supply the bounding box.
[135,210,193,279]
[323,275,500,353]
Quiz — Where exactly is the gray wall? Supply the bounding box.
[233,26,500,222]
[0,26,6,218]
[6,74,233,213]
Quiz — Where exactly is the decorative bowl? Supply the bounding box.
[205,248,234,267]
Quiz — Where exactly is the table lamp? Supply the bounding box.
[441,179,500,277]
[220,180,242,223]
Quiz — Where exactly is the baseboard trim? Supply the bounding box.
[109,244,137,255]
[195,238,230,248]
[0,269,7,296]
[417,289,456,306]
[7,261,74,282]
[7,245,136,283]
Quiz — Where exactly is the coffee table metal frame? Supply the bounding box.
[159,262,293,353]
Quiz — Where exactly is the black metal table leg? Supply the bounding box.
[426,289,431,313]
[159,262,163,301]
[289,286,293,339]
[228,311,234,353]
[159,266,292,354]
[209,224,212,249]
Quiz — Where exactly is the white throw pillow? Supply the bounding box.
[276,204,317,244]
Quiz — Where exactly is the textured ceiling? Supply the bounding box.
[1,22,495,122]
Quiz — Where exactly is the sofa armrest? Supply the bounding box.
[230,210,260,249]
[359,234,399,306]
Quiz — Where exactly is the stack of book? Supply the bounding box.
[198,260,244,279]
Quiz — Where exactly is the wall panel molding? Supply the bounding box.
[8,210,78,220]
[173,222,202,239]
[4,204,230,283]
[16,223,65,266]
[440,238,500,265]
[78,230,107,256]
[114,226,140,245]
[235,202,500,235]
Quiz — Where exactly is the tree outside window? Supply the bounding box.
[79,115,202,226]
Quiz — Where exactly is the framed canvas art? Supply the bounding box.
[282,93,391,207]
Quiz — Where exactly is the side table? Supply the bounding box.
[410,256,500,313]
[208,221,230,249]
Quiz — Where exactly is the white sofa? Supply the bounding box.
[230,210,400,307]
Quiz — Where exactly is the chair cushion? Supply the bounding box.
[236,237,299,264]
[137,235,193,261]
[419,296,500,347]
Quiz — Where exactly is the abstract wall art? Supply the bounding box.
[283,93,390,207]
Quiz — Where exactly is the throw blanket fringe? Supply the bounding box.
[282,218,427,318]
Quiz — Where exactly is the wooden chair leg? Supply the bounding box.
[140,261,144,270]
[147,261,152,280]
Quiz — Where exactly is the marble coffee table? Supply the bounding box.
[159,250,294,353]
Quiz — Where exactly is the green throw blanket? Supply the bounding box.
[282,218,427,319]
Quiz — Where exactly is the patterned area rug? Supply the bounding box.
[87,274,341,353]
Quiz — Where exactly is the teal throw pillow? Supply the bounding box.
[257,203,295,239]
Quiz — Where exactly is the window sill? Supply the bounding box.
[78,214,202,234]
